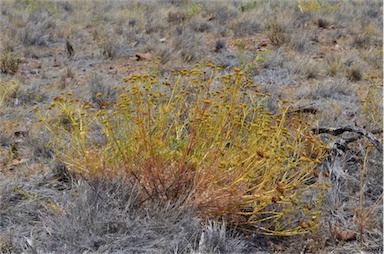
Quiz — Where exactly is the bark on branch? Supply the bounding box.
[311,126,383,153]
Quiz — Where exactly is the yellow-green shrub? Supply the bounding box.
[36,64,329,236]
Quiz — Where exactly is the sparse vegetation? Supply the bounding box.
[0,0,382,253]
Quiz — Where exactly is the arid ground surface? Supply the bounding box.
[0,0,383,253]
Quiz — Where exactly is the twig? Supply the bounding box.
[311,126,383,153]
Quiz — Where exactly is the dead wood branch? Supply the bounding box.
[311,126,383,153]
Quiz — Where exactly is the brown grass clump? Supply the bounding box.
[36,63,329,236]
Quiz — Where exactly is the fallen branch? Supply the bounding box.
[311,126,383,153]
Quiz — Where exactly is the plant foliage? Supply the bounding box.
[36,63,329,236]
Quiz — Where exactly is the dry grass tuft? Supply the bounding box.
[346,65,363,82]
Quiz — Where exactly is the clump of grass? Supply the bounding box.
[98,39,117,59]
[239,1,257,13]
[36,64,329,236]
[317,17,330,28]
[88,75,117,109]
[360,75,383,130]
[190,18,212,33]
[184,2,203,19]
[289,31,312,54]
[297,0,321,13]
[0,50,19,75]
[167,11,186,25]
[0,79,19,107]
[304,61,319,79]
[14,0,46,12]
[346,64,363,82]
[56,1,72,13]
[173,27,199,63]
[351,33,371,49]
[60,66,75,82]
[232,17,262,38]
[326,54,342,77]
[264,16,288,46]
[18,9,56,47]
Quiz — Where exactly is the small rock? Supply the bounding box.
[168,11,186,24]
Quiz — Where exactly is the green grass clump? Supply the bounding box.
[36,63,329,236]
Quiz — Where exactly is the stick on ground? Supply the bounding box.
[311,125,383,153]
